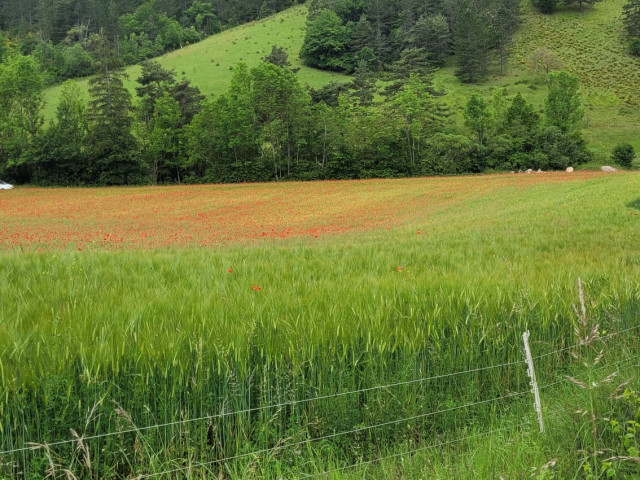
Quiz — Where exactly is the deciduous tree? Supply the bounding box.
[34,82,88,185]
[0,53,44,181]
[529,47,563,78]
[300,9,350,71]
[464,93,492,145]
[563,0,603,14]
[545,70,583,134]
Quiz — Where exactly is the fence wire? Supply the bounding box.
[533,325,640,361]
[0,358,524,456]
[137,391,530,479]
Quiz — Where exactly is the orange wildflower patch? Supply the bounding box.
[0,172,606,251]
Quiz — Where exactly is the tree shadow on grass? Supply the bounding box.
[627,198,640,210]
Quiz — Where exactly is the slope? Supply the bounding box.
[435,0,640,156]
[42,4,347,119]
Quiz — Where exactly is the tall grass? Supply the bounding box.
[0,173,639,477]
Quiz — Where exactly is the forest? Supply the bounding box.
[0,0,638,185]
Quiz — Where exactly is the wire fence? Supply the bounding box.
[137,390,530,479]
[532,324,640,361]
[1,323,638,479]
[0,358,523,456]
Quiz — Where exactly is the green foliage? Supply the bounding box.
[85,32,143,185]
[0,31,11,62]
[408,14,452,66]
[497,0,523,73]
[570,0,604,14]
[33,82,88,185]
[136,60,177,123]
[534,126,592,168]
[423,133,480,174]
[388,74,446,170]
[465,94,492,145]
[60,43,94,78]
[263,45,291,68]
[186,63,265,182]
[623,0,640,38]
[505,93,541,136]
[250,62,310,179]
[182,1,222,36]
[145,93,185,183]
[532,0,560,13]
[611,142,636,168]
[545,71,583,134]
[453,0,492,83]
[300,9,351,71]
[120,0,200,53]
[0,53,44,181]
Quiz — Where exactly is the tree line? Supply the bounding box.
[0,0,299,85]
[300,0,522,83]
[0,34,594,186]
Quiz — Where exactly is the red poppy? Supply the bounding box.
[252,286,261,291]
[227,269,233,273]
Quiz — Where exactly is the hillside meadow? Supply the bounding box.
[1,172,639,478]
[435,0,640,155]
[40,0,640,157]
[41,4,347,119]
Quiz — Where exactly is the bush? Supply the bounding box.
[422,133,480,175]
[612,143,636,169]
[630,38,640,57]
[534,126,592,170]
[532,0,559,14]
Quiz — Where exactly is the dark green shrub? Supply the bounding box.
[532,0,559,14]
[612,143,636,169]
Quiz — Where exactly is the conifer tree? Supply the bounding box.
[86,29,142,185]
[623,0,640,38]
[453,0,492,83]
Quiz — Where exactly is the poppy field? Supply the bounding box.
[0,171,622,251]
[0,172,639,479]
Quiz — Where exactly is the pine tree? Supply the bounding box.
[493,0,521,74]
[453,0,492,83]
[623,0,640,38]
[86,30,142,185]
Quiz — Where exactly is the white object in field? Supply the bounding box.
[0,180,13,190]
[523,330,545,433]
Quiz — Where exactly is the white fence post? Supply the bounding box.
[522,330,545,433]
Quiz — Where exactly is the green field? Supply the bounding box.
[1,172,639,478]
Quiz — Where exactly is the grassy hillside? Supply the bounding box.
[42,4,347,118]
[41,0,640,157]
[435,0,640,156]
